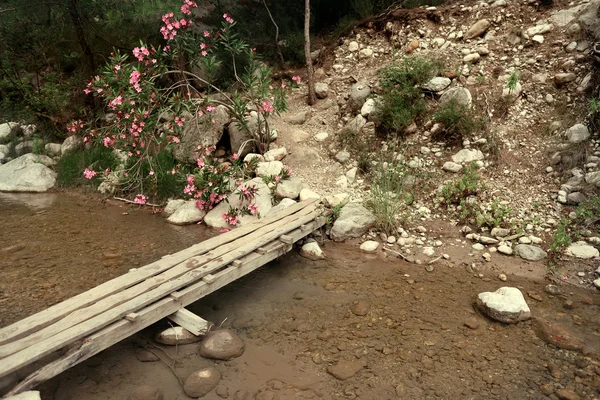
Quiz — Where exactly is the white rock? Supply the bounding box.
[443,161,463,173]
[565,241,600,259]
[422,77,451,92]
[263,147,287,162]
[594,278,600,289]
[531,35,544,44]
[0,154,56,192]
[346,167,357,184]
[472,243,485,251]
[359,48,374,58]
[348,41,359,52]
[314,132,329,142]
[0,122,17,141]
[514,244,547,261]
[300,242,326,260]
[324,193,349,207]
[275,176,303,199]
[155,326,201,345]
[61,135,83,155]
[256,161,284,177]
[266,198,296,217]
[440,87,472,108]
[299,188,320,201]
[423,247,435,257]
[331,203,376,241]
[3,392,41,400]
[360,98,377,117]
[526,23,553,37]
[163,199,187,216]
[44,143,62,156]
[167,200,206,225]
[451,149,484,164]
[498,244,513,255]
[360,240,380,253]
[315,82,329,99]
[565,124,590,144]
[476,287,531,323]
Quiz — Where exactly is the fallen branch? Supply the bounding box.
[383,247,413,262]
[113,196,163,208]
[428,255,442,265]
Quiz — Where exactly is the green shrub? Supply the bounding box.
[433,99,479,143]
[439,163,483,205]
[366,155,413,234]
[56,146,119,187]
[337,128,376,173]
[374,57,441,136]
[475,200,512,229]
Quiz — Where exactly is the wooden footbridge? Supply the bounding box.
[0,199,325,397]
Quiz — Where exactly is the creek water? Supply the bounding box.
[0,192,212,327]
[1,192,599,399]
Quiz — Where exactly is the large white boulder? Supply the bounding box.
[0,154,56,192]
[330,203,376,241]
[565,241,599,259]
[475,287,532,323]
[167,200,206,225]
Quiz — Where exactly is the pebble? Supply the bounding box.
[184,368,221,398]
[498,244,513,255]
[351,300,371,316]
[498,273,507,282]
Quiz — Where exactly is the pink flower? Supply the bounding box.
[134,194,147,205]
[172,136,180,143]
[258,100,274,113]
[248,203,258,215]
[292,75,301,84]
[114,64,121,71]
[108,95,123,109]
[204,31,210,37]
[83,168,97,179]
[149,170,154,176]
[83,88,92,95]
[201,51,208,57]
[232,153,239,160]
[206,105,215,112]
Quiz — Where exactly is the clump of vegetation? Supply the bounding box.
[439,163,483,205]
[433,99,480,143]
[548,196,600,265]
[366,153,414,235]
[506,69,520,94]
[56,147,119,187]
[474,200,513,229]
[374,57,441,136]
[336,127,377,173]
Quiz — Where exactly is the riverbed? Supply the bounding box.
[0,192,599,399]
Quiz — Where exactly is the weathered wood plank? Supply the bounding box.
[167,309,210,336]
[6,220,323,395]
[0,202,320,358]
[0,206,321,374]
[0,199,318,345]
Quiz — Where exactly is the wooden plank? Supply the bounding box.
[124,313,138,322]
[6,220,323,395]
[0,199,319,346]
[202,274,216,284]
[0,202,320,359]
[231,260,243,268]
[0,207,321,374]
[256,248,268,255]
[167,309,210,336]
[279,234,293,244]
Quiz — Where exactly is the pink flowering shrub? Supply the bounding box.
[71,0,295,210]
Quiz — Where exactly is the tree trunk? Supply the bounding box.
[304,0,316,105]
[67,0,95,72]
